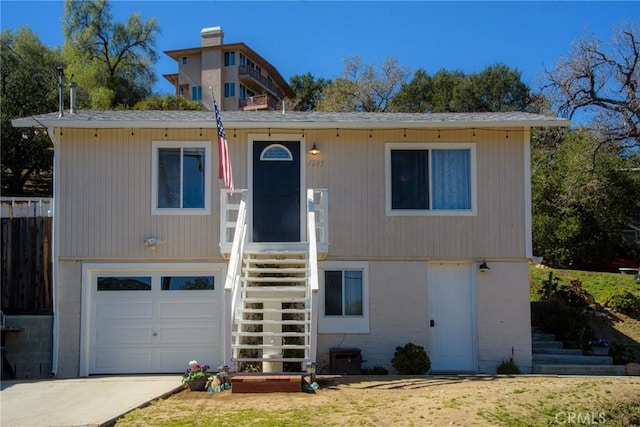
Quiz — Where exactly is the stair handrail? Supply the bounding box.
[224,192,247,323]
[307,189,320,364]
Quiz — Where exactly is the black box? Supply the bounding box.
[330,347,362,374]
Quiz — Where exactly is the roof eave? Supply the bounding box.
[11,115,571,130]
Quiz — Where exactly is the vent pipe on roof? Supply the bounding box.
[57,67,64,117]
[69,81,77,115]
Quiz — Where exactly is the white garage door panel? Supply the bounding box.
[158,347,220,371]
[87,265,224,375]
[94,325,153,345]
[93,350,153,373]
[157,300,219,318]
[159,325,219,343]
[95,301,153,320]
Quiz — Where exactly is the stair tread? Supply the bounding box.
[245,267,307,273]
[238,308,310,313]
[242,298,307,303]
[232,331,308,337]
[242,277,307,283]
[233,344,309,349]
[532,364,626,376]
[237,319,310,325]
[533,354,613,365]
[533,348,583,355]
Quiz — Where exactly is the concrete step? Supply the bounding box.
[532,364,626,376]
[533,354,613,365]
[533,347,583,355]
[532,333,557,341]
[533,341,563,350]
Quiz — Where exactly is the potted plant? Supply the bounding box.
[182,360,213,391]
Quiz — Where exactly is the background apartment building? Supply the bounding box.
[163,26,295,111]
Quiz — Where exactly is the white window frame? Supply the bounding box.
[151,140,211,215]
[318,261,369,334]
[385,142,477,216]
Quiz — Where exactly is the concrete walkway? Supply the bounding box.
[0,375,183,427]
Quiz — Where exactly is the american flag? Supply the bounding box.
[213,93,233,190]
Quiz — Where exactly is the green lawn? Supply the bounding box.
[529,264,640,303]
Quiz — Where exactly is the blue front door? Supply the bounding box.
[252,141,301,242]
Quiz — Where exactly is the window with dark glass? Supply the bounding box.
[224,51,235,66]
[391,148,471,211]
[324,270,363,316]
[157,147,205,209]
[161,276,214,291]
[97,277,152,291]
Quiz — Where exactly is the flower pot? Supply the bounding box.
[185,379,208,391]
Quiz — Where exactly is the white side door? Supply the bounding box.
[428,262,476,372]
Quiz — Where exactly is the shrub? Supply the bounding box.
[550,279,595,308]
[496,358,521,374]
[531,300,593,350]
[391,342,430,374]
[608,341,636,365]
[603,291,640,317]
[361,365,389,375]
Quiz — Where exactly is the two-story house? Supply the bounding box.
[13,109,569,378]
[163,26,295,111]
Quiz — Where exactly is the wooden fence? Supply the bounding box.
[1,217,53,314]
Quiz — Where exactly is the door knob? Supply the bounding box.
[152,332,158,336]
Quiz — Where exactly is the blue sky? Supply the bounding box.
[1,1,638,95]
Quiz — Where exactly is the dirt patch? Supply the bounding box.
[118,375,640,426]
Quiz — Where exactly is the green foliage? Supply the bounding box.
[361,365,389,375]
[603,291,640,317]
[133,95,205,111]
[608,341,636,365]
[391,342,430,374]
[63,0,160,109]
[289,72,330,111]
[496,358,521,374]
[390,64,533,113]
[531,129,640,268]
[0,27,60,196]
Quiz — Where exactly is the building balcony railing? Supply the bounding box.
[238,65,285,100]
[239,94,281,111]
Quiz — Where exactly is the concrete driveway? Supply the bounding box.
[0,375,183,426]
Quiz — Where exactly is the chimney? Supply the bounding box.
[200,26,224,47]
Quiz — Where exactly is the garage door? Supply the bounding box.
[86,264,223,374]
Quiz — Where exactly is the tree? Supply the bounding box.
[288,72,330,111]
[63,0,160,109]
[543,22,640,148]
[1,28,61,196]
[133,94,205,110]
[390,64,532,113]
[531,129,640,268]
[316,55,410,112]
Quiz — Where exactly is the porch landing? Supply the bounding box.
[231,374,304,393]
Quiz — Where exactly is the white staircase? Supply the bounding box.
[222,189,325,373]
[231,250,312,371]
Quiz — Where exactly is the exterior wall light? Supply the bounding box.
[144,236,162,250]
[309,143,320,155]
[479,260,490,272]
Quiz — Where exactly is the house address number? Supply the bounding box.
[308,159,325,168]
